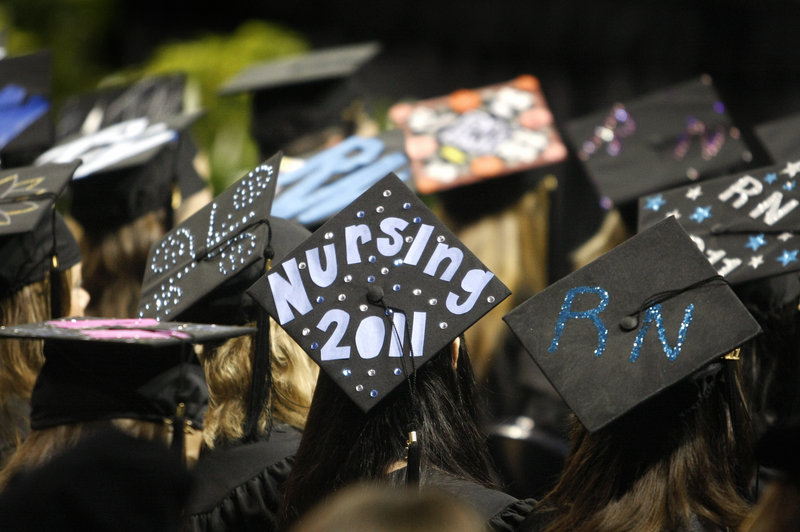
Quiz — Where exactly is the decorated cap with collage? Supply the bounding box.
[0,318,254,429]
[0,161,81,298]
[388,75,567,194]
[565,76,752,208]
[138,153,282,321]
[0,50,52,164]
[247,173,511,412]
[503,217,760,432]
[35,111,203,229]
[271,130,410,228]
[638,159,800,284]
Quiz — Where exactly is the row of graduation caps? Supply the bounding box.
[0,41,799,471]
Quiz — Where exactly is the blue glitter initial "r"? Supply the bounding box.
[548,286,610,357]
[629,303,694,363]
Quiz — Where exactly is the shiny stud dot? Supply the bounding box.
[302,328,310,336]
[437,235,445,243]
[393,258,403,266]
[381,267,389,275]
[357,210,365,218]
[403,202,411,210]
[392,284,401,291]
[413,289,422,295]
[383,190,392,197]
[413,216,421,223]
[324,232,334,240]
[439,322,448,329]
[385,309,394,316]
[298,262,307,270]
[356,384,364,392]
[487,295,495,303]
[338,294,346,302]
[429,298,437,305]
[359,304,368,312]
[376,206,384,213]
[344,274,352,283]
[370,390,378,398]
[368,369,376,376]
[394,368,402,376]
[316,296,325,304]
[311,342,319,349]
[342,369,352,377]
[367,275,375,283]
[368,255,376,263]
[405,236,414,243]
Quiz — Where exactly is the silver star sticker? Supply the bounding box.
[778,232,794,242]
[781,160,800,179]
[749,255,764,269]
[685,186,703,201]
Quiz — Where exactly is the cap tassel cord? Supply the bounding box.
[48,204,63,319]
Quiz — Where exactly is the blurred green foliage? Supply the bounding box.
[0,3,309,192]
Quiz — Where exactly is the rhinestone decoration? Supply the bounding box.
[367,369,376,376]
[383,190,392,197]
[342,369,352,377]
[356,384,364,392]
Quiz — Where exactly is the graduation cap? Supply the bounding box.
[55,73,188,140]
[247,173,511,412]
[638,159,800,285]
[219,42,380,157]
[503,217,760,433]
[35,112,203,230]
[565,76,752,209]
[271,130,411,228]
[0,162,81,309]
[755,113,800,163]
[138,152,289,321]
[388,75,567,195]
[0,318,254,432]
[0,51,53,166]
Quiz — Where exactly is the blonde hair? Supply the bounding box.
[438,179,553,380]
[200,318,318,448]
[570,208,630,270]
[739,481,800,532]
[76,211,166,318]
[0,270,73,464]
[0,418,172,490]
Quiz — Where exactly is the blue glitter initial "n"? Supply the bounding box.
[548,286,610,357]
[629,303,694,363]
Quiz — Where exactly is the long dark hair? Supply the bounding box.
[280,337,495,526]
[534,360,754,532]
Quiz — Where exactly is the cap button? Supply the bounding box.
[367,285,385,304]
[619,315,639,331]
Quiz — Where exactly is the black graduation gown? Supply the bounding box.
[387,467,535,531]
[183,424,301,532]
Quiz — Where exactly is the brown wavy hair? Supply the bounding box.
[535,361,754,532]
[0,419,172,490]
[0,269,73,464]
[76,210,166,318]
[199,318,318,449]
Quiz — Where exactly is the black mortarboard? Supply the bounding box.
[247,173,511,412]
[0,162,81,300]
[35,112,203,230]
[271,130,411,229]
[0,51,52,167]
[565,76,751,209]
[755,113,800,163]
[637,159,800,284]
[388,75,567,195]
[138,152,287,322]
[219,42,380,157]
[503,217,761,433]
[0,318,254,430]
[55,73,188,140]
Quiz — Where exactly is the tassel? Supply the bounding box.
[244,306,271,442]
[49,255,63,319]
[406,430,420,487]
[169,401,186,466]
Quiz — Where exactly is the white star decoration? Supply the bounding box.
[781,160,800,179]
[778,232,794,242]
[748,255,764,269]
[685,186,703,201]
